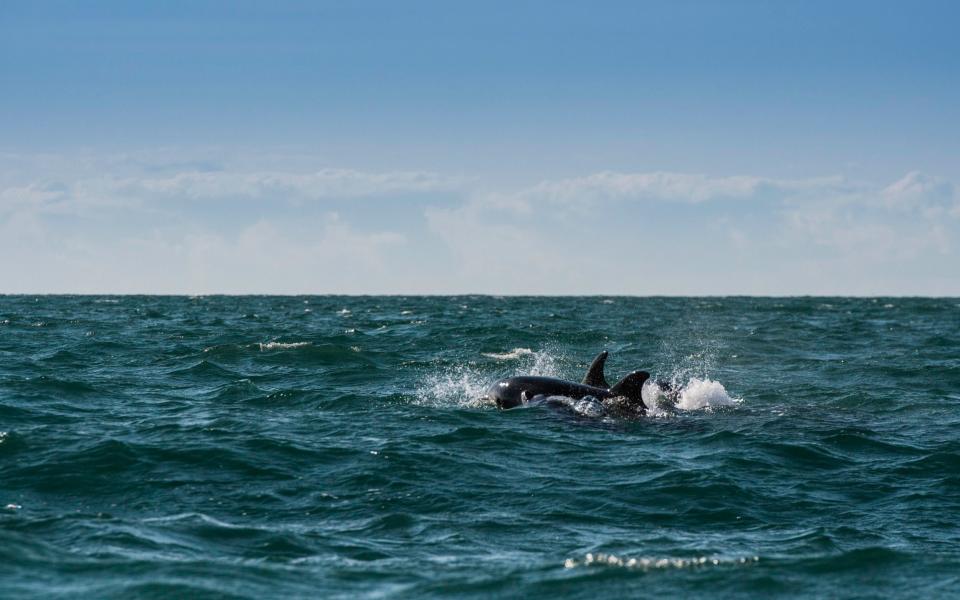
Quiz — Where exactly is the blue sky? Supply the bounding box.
[1,1,958,294]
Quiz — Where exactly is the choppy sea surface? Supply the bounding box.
[2,296,959,598]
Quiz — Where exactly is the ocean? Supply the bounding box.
[2,295,959,598]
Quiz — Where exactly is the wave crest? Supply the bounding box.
[258,341,310,351]
[482,348,534,360]
[564,552,759,570]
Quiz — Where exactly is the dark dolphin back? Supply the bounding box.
[485,351,651,414]
[513,376,606,400]
[487,376,608,409]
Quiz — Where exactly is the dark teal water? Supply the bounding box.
[2,296,960,598]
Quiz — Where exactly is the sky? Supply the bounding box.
[1,0,958,294]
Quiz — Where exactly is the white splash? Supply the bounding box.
[676,377,738,410]
[526,349,561,377]
[642,377,739,416]
[258,341,310,351]
[480,348,559,376]
[414,364,492,408]
[564,553,759,570]
[482,347,534,360]
[416,349,561,408]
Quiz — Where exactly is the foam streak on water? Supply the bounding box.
[1,296,960,598]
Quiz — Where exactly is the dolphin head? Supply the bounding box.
[483,378,526,409]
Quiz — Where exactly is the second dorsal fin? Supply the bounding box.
[609,370,650,409]
[581,351,610,388]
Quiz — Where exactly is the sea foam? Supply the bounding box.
[564,553,759,570]
[258,341,311,351]
[482,347,534,360]
[643,377,739,416]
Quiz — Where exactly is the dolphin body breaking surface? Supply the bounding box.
[483,351,651,413]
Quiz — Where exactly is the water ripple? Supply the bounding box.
[1,295,959,597]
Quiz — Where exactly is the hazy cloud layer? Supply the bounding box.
[1,153,957,294]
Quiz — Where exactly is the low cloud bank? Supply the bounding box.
[1,152,957,294]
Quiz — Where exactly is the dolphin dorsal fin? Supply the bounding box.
[609,370,650,409]
[582,351,610,388]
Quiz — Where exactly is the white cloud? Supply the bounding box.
[425,170,960,294]
[0,183,69,216]
[0,153,434,293]
[530,171,763,203]
[0,211,407,294]
[100,168,461,201]
[0,168,465,219]
[880,171,957,217]
[0,152,957,294]
[502,171,853,210]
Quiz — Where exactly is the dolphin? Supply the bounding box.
[483,351,651,413]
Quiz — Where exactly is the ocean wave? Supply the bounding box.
[482,347,534,360]
[258,341,311,351]
[2,296,957,598]
[168,360,243,379]
[141,512,248,529]
[564,553,759,570]
[202,379,266,403]
[0,430,26,457]
[15,375,99,395]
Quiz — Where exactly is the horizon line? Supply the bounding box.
[2,293,958,299]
